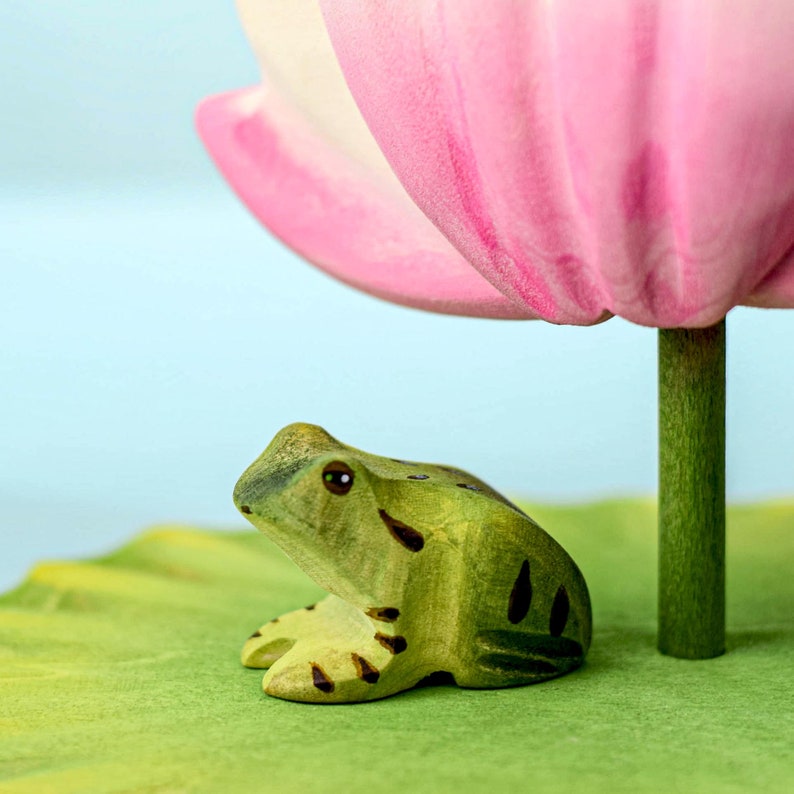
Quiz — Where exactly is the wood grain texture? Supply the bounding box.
[658,320,726,658]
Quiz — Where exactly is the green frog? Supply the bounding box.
[234,423,591,703]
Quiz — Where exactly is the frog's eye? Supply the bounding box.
[322,461,354,495]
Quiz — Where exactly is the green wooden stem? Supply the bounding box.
[658,320,726,659]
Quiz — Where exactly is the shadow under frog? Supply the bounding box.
[233,423,592,703]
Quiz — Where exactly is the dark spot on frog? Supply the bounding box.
[407,474,430,480]
[249,630,262,639]
[392,459,417,466]
[457,483,482,491]
[352,653,380,684]
[379,508,425,552]
[311,663,335,693]
[304,604,316,611]
[366,607,400,622]
[549,585,570,638]
[508,559,532,624]
[240,505,252,514]
[375,633,408,654]
[415,670,457,688]
[269,618,279,624]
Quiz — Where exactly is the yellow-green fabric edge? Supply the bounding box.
[1,499,792,793]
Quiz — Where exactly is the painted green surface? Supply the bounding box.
[1,500,792,793]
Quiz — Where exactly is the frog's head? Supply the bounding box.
[233,423,408,606]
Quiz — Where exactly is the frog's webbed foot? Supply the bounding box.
[242,594,339,668]
[463,630,586,687]
[262,637,417,704]
[244,596,422,702]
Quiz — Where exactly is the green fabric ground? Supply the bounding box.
[1,500,792,793]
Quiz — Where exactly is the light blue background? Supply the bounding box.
[2,4,792,591]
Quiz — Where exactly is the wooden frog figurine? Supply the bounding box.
[234,423,592,703]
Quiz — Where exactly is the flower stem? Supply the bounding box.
[658,319,726,659]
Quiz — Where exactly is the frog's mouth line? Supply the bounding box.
[239,503,370,606]
[240,502,332,557]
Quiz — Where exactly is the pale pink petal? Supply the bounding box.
[321,0,794,327]
[196,1,535,319]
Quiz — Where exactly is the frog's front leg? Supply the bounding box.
[242,594,343,668]
[251,600,419,703]
[262,633,415,704]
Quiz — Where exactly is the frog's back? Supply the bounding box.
[452,506,592,689]
[365,454,592,689]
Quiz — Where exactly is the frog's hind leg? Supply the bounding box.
[242,594,338,669]
[463,630,586,688]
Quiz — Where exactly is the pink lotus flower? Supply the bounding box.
[197,1,794,662]
[197,0,794,328]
